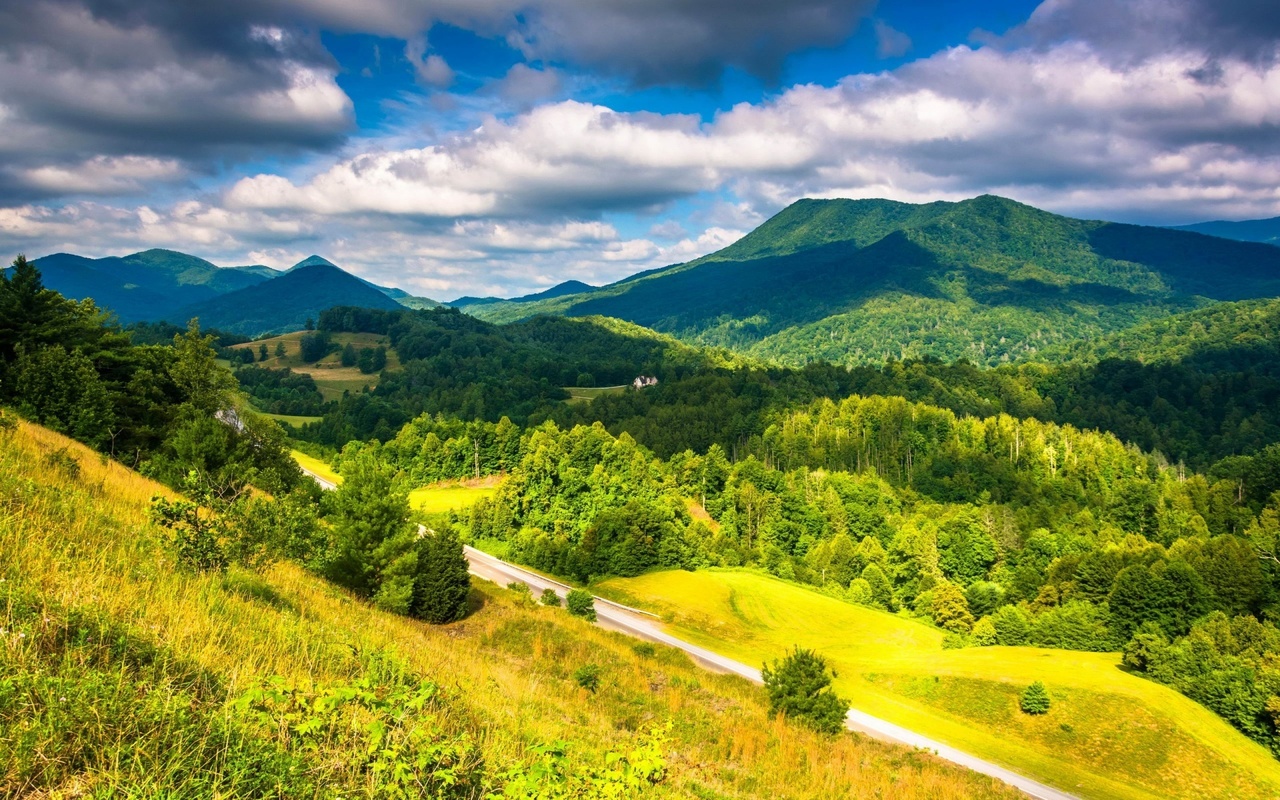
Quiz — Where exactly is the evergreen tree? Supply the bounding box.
[1020,681,1051,715]
[861,562,896,610]
[275,341,286,358]
[761,646,850,735]
[931,580,975,633]
[341,343,358,367]
[411,524,471,624]
[258,343,269,361]
[324,450,411,598]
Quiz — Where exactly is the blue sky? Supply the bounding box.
[0,0,1277,300]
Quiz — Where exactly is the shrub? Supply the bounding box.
[991,604,1033,645]
[632,642,656,658]
[942,633,971,649]
[761,646,850,735]
[540,587,561,606]
[1020,681,1051,715]
[971,616,998,646]
[565,589,596,622]
[572,663,601,692]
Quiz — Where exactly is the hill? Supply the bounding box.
[598,569,1280,800]
[0,416,1018,800]
[25,248,272,322]
[1174,216,1280,246]
[177,263,405,336]
[467,195,1280,367]
[448,279,596,309]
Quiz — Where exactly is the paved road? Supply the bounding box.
[298,463,1078,800]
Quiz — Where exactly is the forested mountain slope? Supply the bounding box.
[468,195,1280,366]
[1174,216,1280,247]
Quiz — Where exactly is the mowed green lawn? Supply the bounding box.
[597,569,1280,800]
[408,483,498,513]
[562,385,628,405]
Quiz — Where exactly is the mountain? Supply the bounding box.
[175,263,405,336]
[448,279,596,309]
[285,254,441,309]
[467,195,1280,367]
[1172,216,1280,247]
[26,248,273,322]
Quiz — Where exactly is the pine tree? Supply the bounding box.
[411,524,471,624]
[1020,681,1051,714]
[761,646,850,735]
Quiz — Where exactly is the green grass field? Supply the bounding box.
[562,385,628,405]
[597,569,1280,800]
[408,483,499,513]
[233,331,400,401]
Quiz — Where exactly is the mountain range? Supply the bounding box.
[21,249,436,336]
[463,195,1280,367]
[1172,216,1280,247]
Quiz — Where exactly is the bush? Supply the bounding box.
[1020,681,1051,715]
[761,646,850,735]
[632,642,656,658]
[991,604,1033,645]
[507,581,535,607]
[540,587,561,606]
[572,663,601,692]
[565,589,596,622]
[971,616,997,646]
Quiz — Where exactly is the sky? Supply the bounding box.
[0,0,1277,300]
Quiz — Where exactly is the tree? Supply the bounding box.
[1020,681,1051,715]
[931,580,975,633]
[299,332,329,363]
[761,646,850,735]
[341,343,358,367]
[170,320,237,414]
[275,341,286,358]
[861,562,896,610]
[566,588,596,621]
[324,450,412,599]
[411,524,471,624]
[991,605,1033,645]
[12,345,115,448]
[258,343,269,361]
[305,317,315,331]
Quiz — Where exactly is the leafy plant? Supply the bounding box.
[572,663,601,692]
[565,589,596,622]
[540,587,561,606]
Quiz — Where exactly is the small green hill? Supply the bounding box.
[177,263,405,336]
[468,195,1280,367]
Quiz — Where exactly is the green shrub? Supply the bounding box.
[565,589,596,622]
[971,616,997,646]
[991,604,1033,645]
[572,663,601,692]
[632,642,657,658]
[1020,681,1051,715]
[539,587,561,606]
[761,646,850,735]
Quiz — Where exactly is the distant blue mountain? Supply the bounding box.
[448,279,596,308]
[1172,217,1280,247]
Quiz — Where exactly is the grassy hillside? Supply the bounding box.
[598,569,1280,800]
[179,264,405,337]
[0,418,1021,799]
[231,330,400,401]
[467,195,1280,367]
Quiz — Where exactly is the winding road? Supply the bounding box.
[298,463,1078,800]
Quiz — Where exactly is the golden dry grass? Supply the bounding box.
[0,419,1022,799]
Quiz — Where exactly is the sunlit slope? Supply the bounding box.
[599,569,1280,800]
[0,420,1022,798]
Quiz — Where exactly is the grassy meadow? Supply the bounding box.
[0,418,1029,799]
[563,385,629,405]
[231,331,400,401]
[409,479,501,513]
[597,569,1280,800]
[290,449,342,486]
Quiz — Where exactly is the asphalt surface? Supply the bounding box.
[297,463,1079,800]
